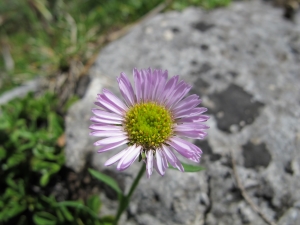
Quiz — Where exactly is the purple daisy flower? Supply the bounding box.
[90,68,209,178]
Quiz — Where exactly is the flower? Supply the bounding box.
[90,68,209,178]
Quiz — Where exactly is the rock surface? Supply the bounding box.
[65,1,300,224]
[0,79,41,105]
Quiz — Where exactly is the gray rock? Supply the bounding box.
[0,78,40,105]
[65,1,300,224]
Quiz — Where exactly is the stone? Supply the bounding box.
[0,78,41,105]
[65,1,300,224]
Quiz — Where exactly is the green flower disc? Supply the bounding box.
[124,102,173,150]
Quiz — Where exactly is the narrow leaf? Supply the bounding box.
[88,169,122,196]
[33,212,57,225]
[170,162,205,172]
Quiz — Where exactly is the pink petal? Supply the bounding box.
[171,137,203,154]
[174,123,210,131]
[150,70,159,101]
[175,107,207,118]
[94,135,127,146]
[97,95,124,116]
[172,94,201,111]
[177,115,210,123]
[175,130,208,139]
[154,70,168,102]
[92,109,123,121]
[166,83,191,109]
[161,75,179,103]
[117,145,141,171]
[97,139,128,153]
[167,137,201,162]
[142,68,151,101]
[90,116,122,125]
[161,145,184,172]
[89,130,126,137]
[94,101,114,112]
[134,68,143,103]
[146,150,154,178]
[89,124,123,131]
[102,89,128,111]
[155,150,166,176]
[104,147,130,166]
[118,72,135,106]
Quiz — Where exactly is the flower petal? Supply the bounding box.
[89,130,126,137]
[177,115,210,123]
[90,116,122,125]
[161,145,184,172]
[161,75,179,103]
[146,150,154,178]
[94,135,127,146]
[166,82,191,109]
[175,107,207,118]
[155,150,166,176]
[142,68,151,101]
[175,130,208,139]
[89,124,123,131]
[118,72,135,106]
[92,109,123,121]
[172,94,201,111]
[117,145,141,171]
[102,89,128,111]
[104,147,130,166]
[174,123,210,131]
[167,137,201,162]
[154,70,168,102]
[97,139,128,153]
[97,95,124,116]
[134,68,143,103]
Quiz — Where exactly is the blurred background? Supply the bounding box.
[0,0,299,225]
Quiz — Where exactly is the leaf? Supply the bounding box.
[100,215,115,224]
[170,162,205,172]
[55,209,64,222]
[40,173,51,187]
[57,201,99,219]
[88,169,123,196]
[59,205,74,222]
[181,162,205,172]
[0,147,6,160]
[33,212,57,225]
[0,203,26,220]
[87,195,101,213]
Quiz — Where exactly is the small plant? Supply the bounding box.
[0,93,110,225]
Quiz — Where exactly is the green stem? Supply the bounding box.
[114,164,146,225]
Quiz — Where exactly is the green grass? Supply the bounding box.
[0,0,231,95]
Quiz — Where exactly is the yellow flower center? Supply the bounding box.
[124,102,173,150]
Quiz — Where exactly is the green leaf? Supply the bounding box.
[100,215,115,224]
[88,169,123,196]
[181,162,205,172]
[57,201,99,219]
[0,147,6,160]
[170,162,205,172]
[59,205,74,222]
[40,173,51,187]
[55,209,64,222]
[33,212,57,225]
[87,195,101,213]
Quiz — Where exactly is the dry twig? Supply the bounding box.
[230,149,278,225]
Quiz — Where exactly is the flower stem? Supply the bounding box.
[114,164,146,225]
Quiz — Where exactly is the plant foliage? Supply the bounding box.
[0,93,109,225]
